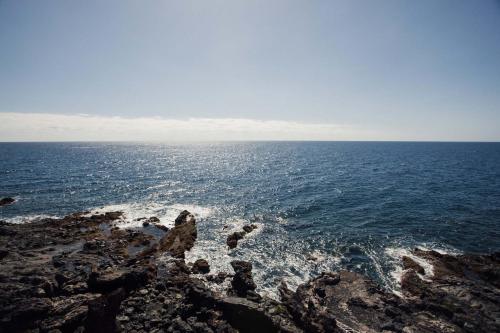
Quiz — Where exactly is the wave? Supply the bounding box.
[84,201,216,229]
[384,243,461,296]
[2,214,60,224]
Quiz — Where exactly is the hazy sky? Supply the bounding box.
[1,0,499,141]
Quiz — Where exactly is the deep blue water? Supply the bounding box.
[1,142,499,296]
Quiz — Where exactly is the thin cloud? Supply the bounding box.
[0,112,365,142]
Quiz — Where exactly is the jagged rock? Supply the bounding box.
[227,231,245,249]
[230,260,257,297]
[192,259,210,274]
[159,211,197,258]
[279,273,338,333]
[402,256,425,274]
[0,197,15,206]
[175,210,194,226]
[1,208,499,333]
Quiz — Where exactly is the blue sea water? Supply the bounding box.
[1,142,499,296]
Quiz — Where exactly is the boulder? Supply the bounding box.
[192,259,210,274]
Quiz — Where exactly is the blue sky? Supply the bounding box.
[1,0,499,141]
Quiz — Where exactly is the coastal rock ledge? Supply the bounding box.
[0,210,499,333]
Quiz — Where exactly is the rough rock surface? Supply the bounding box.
[226,224,257,249]
[279,250,500,333]
[191,258,210,274]
[158,211,197,258]
[0,208,498,333]
[230,260,257,298]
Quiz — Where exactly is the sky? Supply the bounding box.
[1,0,500,141]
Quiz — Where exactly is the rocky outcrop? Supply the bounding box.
[158,210,197,258]
[0,197,15,206]
[230,260,258,299]
[226,224,258,249]
[279,250,500,333]
[0,207,499,333]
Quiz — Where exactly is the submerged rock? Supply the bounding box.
[226,225,257,249]
[242,224,258,233]
[0,197,15,206]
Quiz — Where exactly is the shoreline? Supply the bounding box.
[0,210,499,332]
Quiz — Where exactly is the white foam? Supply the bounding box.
[2,214,60,224]
[84,202,216,229]
[383,245,459,296]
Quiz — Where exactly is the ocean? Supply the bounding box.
[1,141,499,298]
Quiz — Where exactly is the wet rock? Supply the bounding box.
[192,259,210,274]
[402,256,425,274]
[104,211,123,220]
[226,231,245,249]
[153,223,169,232]
[159,211,197,258]
[0,197,15,206]
[2,208,499,333]
[230,260,257,297]
[142,220,150,227]
[148,216,160,223]
[174,210,195,226]
[242,224,257,233]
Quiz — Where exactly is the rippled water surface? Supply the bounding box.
[1,142,499,296]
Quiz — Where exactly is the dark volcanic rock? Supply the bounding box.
[230,260,257,297]
[402,255,425,274]
[227,231,245,249]
[242,224,258,233]
[0,197,15,206]
[174,209,194,226]
[227,225,257,249]
[280,251,500,333]
[153,223,169,232]
[192,258,210,274]
[158,211,197,258]
[1,206,499,333]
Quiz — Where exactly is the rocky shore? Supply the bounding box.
[0,210,499,333]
